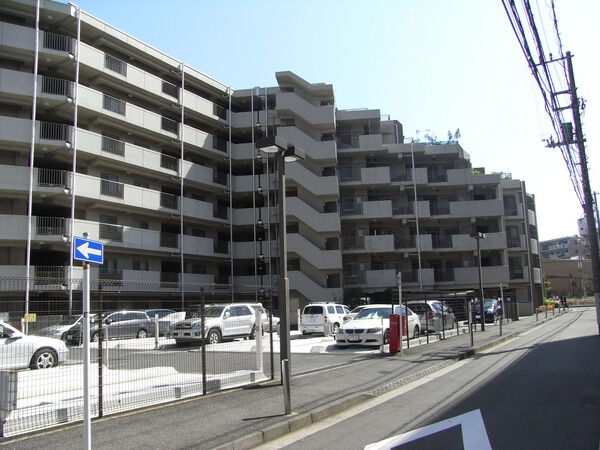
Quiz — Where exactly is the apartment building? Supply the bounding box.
[540,235,584,259]
[0,0,542,320]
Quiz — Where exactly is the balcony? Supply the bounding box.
[43,31,73,53]
[100,179,124,198]
[449,199,504,218]
[454,266,510,284]
[276,91,335,129]
[104,54,127,77]
[101,135,125,157]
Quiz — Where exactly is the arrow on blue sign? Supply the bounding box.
[73,237,104,264]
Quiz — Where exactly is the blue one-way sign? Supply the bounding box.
[73,237,104,264]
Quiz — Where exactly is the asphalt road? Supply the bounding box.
[259,308,600,449]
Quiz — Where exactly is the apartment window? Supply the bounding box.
[103,94,126,115]
[133,179,150,189]
[341,197,357,215]
[132,259,149,271]
[101,132,125,156]
[191,264,207,274]
[104,54,127,76]
[504,196,518,216]
[100,173,124,198]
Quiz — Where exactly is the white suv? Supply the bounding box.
[299,303,350,335]
[172,303,261,346]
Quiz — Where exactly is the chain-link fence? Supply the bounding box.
[0,277,276,437]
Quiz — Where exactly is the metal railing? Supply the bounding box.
[39,122,70,141]
[33,265,64,281]
[36,216,65,236]
[162,81,179,99]
[213,104,227,120]
[101,135,125,157]
[100,179,124,198]
[432,236,453,248]
[37,168,66,187]
[434,269,455,282]
[99,223,123,242]
[98,269,123,284]
[160,232,179,248]
[392,201,414,215]
[161,116,179,134]
[507,238,521,248]
[160,154,178,171]
[390,166,412,182]
[103,94,126,115]
[41,76,73,97]
[160,192,178,210]
[104,54,127,76]
[394,236,416,249]
[212,135,227,152]
[430,203,450,215]
[43,31,73,52]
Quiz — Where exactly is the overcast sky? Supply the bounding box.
[71,0,600,241]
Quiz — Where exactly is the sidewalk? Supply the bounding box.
[0,310,571,450]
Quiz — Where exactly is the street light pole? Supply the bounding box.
[475,232,486,331]
[256,136,304,416]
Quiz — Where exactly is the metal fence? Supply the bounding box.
[0,277,275,437]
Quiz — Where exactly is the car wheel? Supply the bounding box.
[136,329,148,339]
[30,348,58,370]
[332,323,340,334]
[91,332,101,343]
[207,329,221,344]
[413,325,420,338]
[383,329,390,345]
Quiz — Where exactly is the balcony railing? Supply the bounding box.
[430,203,450,215]
[394,236,416,249]
[37,168,66,187]
[43,31,73,53]
[338,166,361,182]
[213,170,227,185]
[509,269,524,279]
[507,238,521,248]
[344,272,366,285]
[98,269,123,285]
[100,179,124,198]
[392,201,414,215]
[160,192,178,209]
[99,223,123,242]
[162,81,179,99]
[41,76,73,97]
[432,236,453,248]
[213,104,227,120]
[101,135,125,156]
[34,266,64,283]
[213,205,228,220]
[160,154,178,171]
[103,94,126,115]
[390,166,412,182]
[213,135,227,152]
[213,241,228,254]
[160,272,179,283]
[161,116,179,134]
[39,122,70,141]
[434,269,454,282]
[36,216,65,235]
[428,172,448,182]
[160,232,178,248]
[104,54,127,76]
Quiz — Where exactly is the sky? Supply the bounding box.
[70,0,599,241]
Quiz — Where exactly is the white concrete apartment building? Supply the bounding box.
[0,0,542,319]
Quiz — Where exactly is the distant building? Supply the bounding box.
[543,259,592,297]
[540,236,584,259]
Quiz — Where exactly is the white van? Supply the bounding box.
[299,303,350,335]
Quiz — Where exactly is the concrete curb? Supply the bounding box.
[214,313,566,450]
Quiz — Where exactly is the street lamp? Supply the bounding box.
[255,135,304,415]
[473,232,486,331]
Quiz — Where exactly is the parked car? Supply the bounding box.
[144,309,185,336]
[65,310,168,344]
[473,299,503,323]
[406,300,457,333]
[34,314,96,342]
[335,304,421,347]
[0,321,69,370]
[343,305,368,322]
[299,303,350,335]
[171,303,260,346]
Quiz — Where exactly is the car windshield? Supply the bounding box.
[57,315,82,326]
[351,306,365,313]
[192,306,224,318]
[355,307,391,320]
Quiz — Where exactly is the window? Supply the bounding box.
[327,306,335,314]
[132,260,149,271]
[103,94,126,115]
[104,54,127,76]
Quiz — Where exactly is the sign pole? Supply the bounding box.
[83,261,91,450]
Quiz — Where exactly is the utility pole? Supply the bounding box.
[554,52,600,333]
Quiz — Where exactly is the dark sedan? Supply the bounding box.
[473,299,503,323]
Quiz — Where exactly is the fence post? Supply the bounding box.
[154,314,159,349]
[255,309,263,373]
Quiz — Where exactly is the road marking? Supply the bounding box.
[365,409,491,450]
